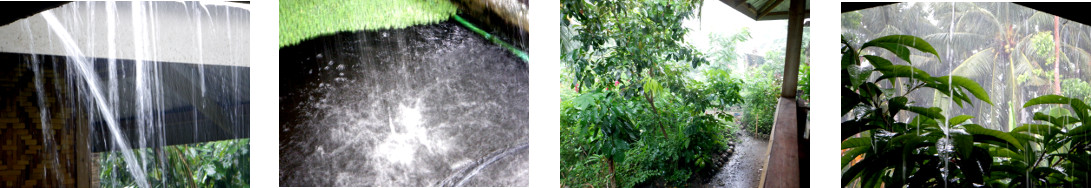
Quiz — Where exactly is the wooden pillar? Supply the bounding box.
[780,0,804,98]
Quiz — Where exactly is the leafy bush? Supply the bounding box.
[560,84,735,187]
[1063,78,1091,102]
[741,63,780,135]
[98,139,250,187]
[560,0,744,186]
[799,63,809,101]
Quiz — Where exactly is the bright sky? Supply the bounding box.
[682,1,791,56]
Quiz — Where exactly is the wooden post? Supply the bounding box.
[780,0,804,98]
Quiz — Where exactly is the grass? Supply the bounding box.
[279,0,458,47]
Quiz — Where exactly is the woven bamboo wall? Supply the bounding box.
[0,59,87,187]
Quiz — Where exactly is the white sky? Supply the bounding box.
[682,0,791,56]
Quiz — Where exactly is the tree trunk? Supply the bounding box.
[644,90,668,138]
[1009,53,1018,131]
[606,158,617,188]
[1054,16,1061,95]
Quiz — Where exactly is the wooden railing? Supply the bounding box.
[757,96,809,188]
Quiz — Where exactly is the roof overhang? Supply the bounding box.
[841,2,1091,27]
[719,0,809,21]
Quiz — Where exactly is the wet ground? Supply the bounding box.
[705,133,769,188]
[279,21,528,186]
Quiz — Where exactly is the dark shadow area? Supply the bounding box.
[0,52,250,152]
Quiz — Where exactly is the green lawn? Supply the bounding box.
[279,0,458,47]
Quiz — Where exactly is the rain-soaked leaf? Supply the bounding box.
[964,124,1023,149]
[861,35,941,61]
[939,75,993,105]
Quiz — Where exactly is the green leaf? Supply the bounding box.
[842,119,878,141]
[841,146,868,168]
[863,55,894,68]
[1012,124,1061,136]
[860,83,883,99]
[990,147,1024,161]
[949,115,974,126]
[875,65,932,83]
[842,41,859,68]
[1069,124,1091,138]
[842,137,872,149]
[1031,112,1080,127]
[963,124,1023,149]
[951,132,974,159]
[573,93,599,110]
[906,106,945,121]
[939,75,993,105]
[888,97,908,115]
[866,42,912,63]
[842,156,877,187]
[1024,94,1073,107]
[861,35,940,59]
[1024,94,1091,122]
[954,146,990,184]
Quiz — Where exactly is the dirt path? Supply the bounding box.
[706,133,769,188]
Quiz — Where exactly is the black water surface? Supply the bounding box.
[279,21,529,186]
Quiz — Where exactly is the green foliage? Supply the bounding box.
[842,34,996,187]
[741,65,779,135]
[98,139,250,187]
[1062,78,1091,102]
[562,0,707,97]
[1032,31,1057,64]
[705,28,751,71]
[843,34,1091,187]
[566,91,640,164]
[799,63,810,100]
[279,0,457,47]
[561,77,740,187]
[561,0,755,186]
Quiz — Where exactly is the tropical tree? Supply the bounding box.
[705,27,751,72]
[560,0,757,186]
[843,3,1091,131]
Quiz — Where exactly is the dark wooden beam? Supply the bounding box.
[841,2,897,13]
[757,0,785,20]
[720,0,760,20]
[755,11,809,20]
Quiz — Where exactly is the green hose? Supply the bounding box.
[452,14,529,62]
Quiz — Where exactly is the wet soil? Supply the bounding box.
[699,132,769,188]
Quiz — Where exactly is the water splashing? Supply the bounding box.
[41,10,152,188]
[944,3,955,187]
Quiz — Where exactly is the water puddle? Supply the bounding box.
[279,21,529,186]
